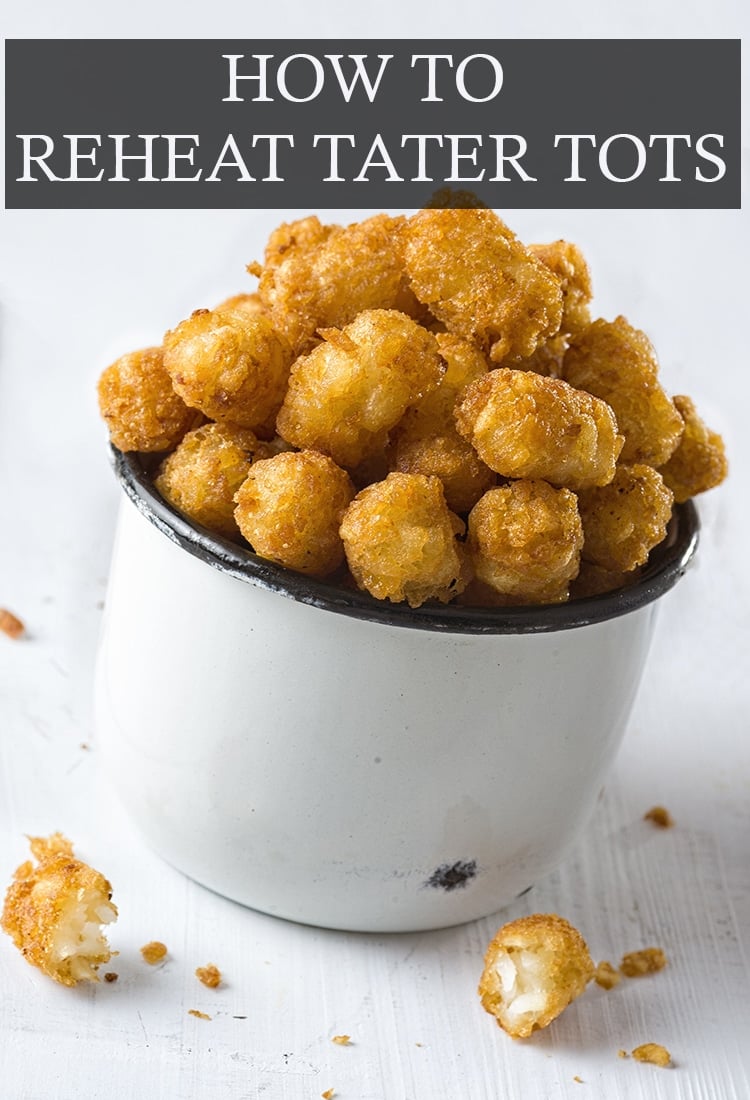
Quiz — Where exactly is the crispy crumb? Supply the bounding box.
[632,1043,671,1067]
[331,1034,351,1045]
[573,1076,584,1083]
[321,1090,335,1099]
[195,963,222,988]
[104,972,118,982]
[140,940,168,965]
[188,1009,212,1021]
[618,1049,628,1059]
[593,960,622,990]
[644,806,674,828]
[0,609,25,640]
[80,743,90,751]
[1,833,117,986]
[620,948,667,977]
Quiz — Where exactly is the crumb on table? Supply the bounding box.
[644,806,674,828]
[617,1049,628,1059]
[593,960,621,989]
[0,609,25,640]
[331,1034,351,1045]
[195,963,221,988]
[620,947,667,977]
[104,972,118,983]
[321,1090,335,1099]
[140,941,168,965]
[573,1075,584,1083]
[188,1009,211,1021]
[632,1042,671,1067]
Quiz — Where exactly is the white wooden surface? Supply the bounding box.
[1,3,749,1096]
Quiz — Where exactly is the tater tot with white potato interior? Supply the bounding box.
[467,480,583,605]
[234,450,355,578]
[276,309,444,469]
[340,472,468,608]
[479,914,594,1038]
[163,308,292,432]
[455,369,623,490]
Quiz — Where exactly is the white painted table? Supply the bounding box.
[1,5,748,1082]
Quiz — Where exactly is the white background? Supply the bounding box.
[1,3,748,1098]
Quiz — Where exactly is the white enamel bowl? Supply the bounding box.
[95,449,698,932]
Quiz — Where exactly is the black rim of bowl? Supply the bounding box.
[111,446,700,636]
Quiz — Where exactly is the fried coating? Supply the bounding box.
[563,317,683,467]
[577,464,674,573]
[340,472,468,608]
[276,310,444,469]
[0,608,25,639]
[400,209,563,363]
[569,561,638,600]
[455,369,623,490]
[593,960,622,990]
[632,1043,671,1067]
[644,805,674,828]
[2,834,117,986]
[155,422,270,537]
[478,914,594,1038]
[214,292,267,319]
[658,394,728,503]
[98,346,201,452]
[253,214,422,354]
[163,308,292,431]
[620,947,667,977]
[141,940,168,964]
[195,963,222,988]
[467,481,583,605]
[235,450,355,577]
[529,241,592,338]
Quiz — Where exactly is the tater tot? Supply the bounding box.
[155,422,270,537]
[479,914,594,1039]
[234,450,355,577]
[276,310,444,469]
[163,308,292,432]
[658,395,728,503]
[563,317,683,467]
[577,464,674,573]
[569,561,639,600]
[467,481,583,604]
[400,209,563,364]
[455,369,623,490]
[389,333,494,512]
[529,241,592,338]
[214,292,267,319]
[340,473,467,608]
[97,346,201,452]
[254,214,422,354]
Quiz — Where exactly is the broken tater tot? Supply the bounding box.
[2,834,117,987]
[400,209,563,364]
[155,422,271,537]
[389,333,494,512]
[253,214,422,354]
[340,472,467,608]
[163,308,292,432]
[234,450,355,577]
[98,346,201,452]
[455,369,623,490]
[529,241,592,339]
[563,317,684,467]
[479,914,594,1039]
[658,394,728,502]
[467,481,583,604]
[276,310,444,469]
[577,464,674,573]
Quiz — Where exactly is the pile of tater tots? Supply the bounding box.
[98,209,727,608]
